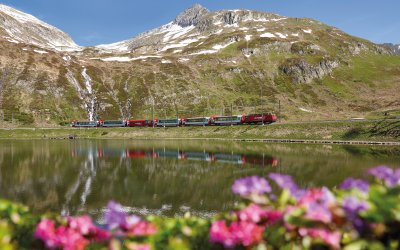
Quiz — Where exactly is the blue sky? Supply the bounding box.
[1,0,399,46]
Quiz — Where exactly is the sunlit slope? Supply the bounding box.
[0,4,399,125]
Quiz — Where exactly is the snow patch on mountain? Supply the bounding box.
[0,4,80,51]
[100,57,133,62]
[260,32,275,38]
[131,55,162,60]
[212,40,236,50]
[161,23,195,42]
[190,50,218,55]
[34,49,48,54]
[245,35,252,41]
[160,38,199,52]
[303,29,312,34]
[96,41,129,52]
[275,33,287,39]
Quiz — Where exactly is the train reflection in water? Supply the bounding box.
[72,147,278,167]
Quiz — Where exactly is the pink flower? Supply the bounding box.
[210,220,263,248]
[299,188,335,206]
[127,221,157,236]
[67,216,96,235]
[264,210,283,225]
[299,228,341,248]
[34,219,59,249]
[35,217,107,249]
[237,204,268,223]
[54,226,89,250]
[230,221,263,247]
[34,219,89,250]
[237,204,282,225]
[210,220,238,248]
[93,227,111,242]
[304,203,332,223]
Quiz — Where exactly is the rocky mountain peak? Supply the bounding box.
[173,4,209,27]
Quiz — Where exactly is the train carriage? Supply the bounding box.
[157,118,183,127]
[213,153,246,165]
[213,115,244,125]
[71,120,99,128]
[101,120,126,127]
[184,151,213,161]
[126,119,157,127]
[184,117,213,126]
[156,150,185,160]
[243,113,277,124]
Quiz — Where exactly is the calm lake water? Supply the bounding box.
[0,139,399,218]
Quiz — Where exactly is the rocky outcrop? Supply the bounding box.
[380,43,400,55]
[223,12,241,25]
[280,58,339,84]
[174,4,209,27]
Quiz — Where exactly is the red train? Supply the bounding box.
[71,113,277,128]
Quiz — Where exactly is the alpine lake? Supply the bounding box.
[0,139,399,219]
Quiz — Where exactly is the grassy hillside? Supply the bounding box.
[0,14,399,126]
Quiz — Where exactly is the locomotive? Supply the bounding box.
[71,113,277,128]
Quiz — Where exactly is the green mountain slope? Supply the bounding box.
[0,4,399,126]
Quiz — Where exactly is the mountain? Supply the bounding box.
[380,43,400,55]
[0,4,399,126]
[0,4,80,51]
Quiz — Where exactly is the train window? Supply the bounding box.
[215,116,239,121]
[159,119,178,123]
[187,118,206,122]
[104,121,123,124]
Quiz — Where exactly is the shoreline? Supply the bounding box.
[0,136,399,146]
[0,120,399,145]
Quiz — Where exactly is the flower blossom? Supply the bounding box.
[105,201,157,237]
[127,221,157,236]
[342,196,369,232]
[34,219,89,250]
[339,178,370,193]
[368,166,400,187]
[304,203,332,223]
[54,226,88,250]
[299,228,341,248]
[105,201,140,230]
[298,187,335,206]
[67,215,96,235]
[232,176,271,197]
[34,219,59,249]
[210,220,263,248]
[268,173,305,199]
[237,204,282,225]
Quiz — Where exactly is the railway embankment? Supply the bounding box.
[0,120,399,145]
